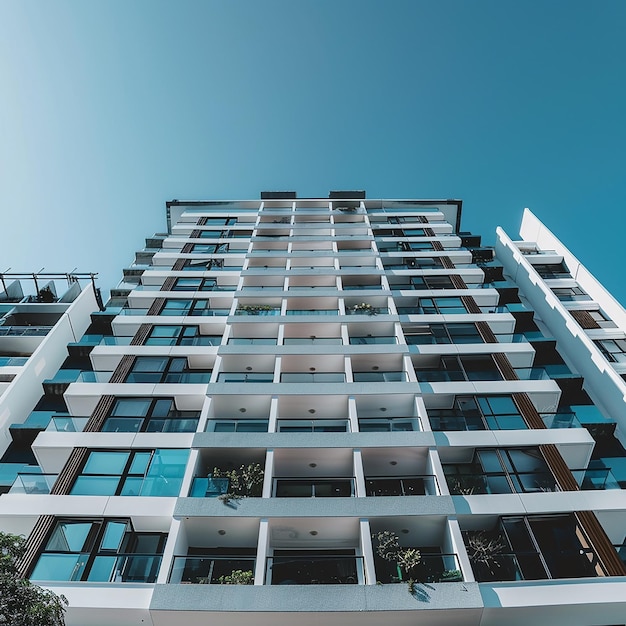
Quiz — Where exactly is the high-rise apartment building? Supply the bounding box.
[1,194,626,626]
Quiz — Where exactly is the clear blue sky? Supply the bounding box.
[1,0,625,304]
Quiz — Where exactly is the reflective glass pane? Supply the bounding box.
[87,556,117,582]
[71,476,120,496]
[83,451,129,475]
[129,452,152,475]
[31,553,87,581]
[101,521,128,551]
[120,477,144,496]
[112,399,151,417]
[46,521,93,552]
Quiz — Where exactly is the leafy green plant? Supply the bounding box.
[237,305,274,315]
[372,530,421,593]
[349,302,377,315]
[0,532,67,625]
[213,463,264,504]
[217,569,254,585]
[441,569,463,582]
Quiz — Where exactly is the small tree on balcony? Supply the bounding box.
[213,463,264,504]
[372,530,421,592]
[0,532,67,626]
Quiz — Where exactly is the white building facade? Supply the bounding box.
[1,196,626,626]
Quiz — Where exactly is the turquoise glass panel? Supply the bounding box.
[83,451,129,475]
[87,556,117,582]
[71,475,120,496]
[30,553,87,581]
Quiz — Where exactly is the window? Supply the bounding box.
[415,355,502,382]
[587,310,617,328]
[418,297,467,314]
[196,229,226,238]
[124,357,211,384]
[531,262,571,279]
[552,286,590,302]
[101,398,200,433]
[71,449,189,497]
[30,519,166,583]
[198,218,236,227]
[172,277,221,291]
[190,243,230,253]
[428,395,526,431]
[144,325,221,346]
[444,447,555,494]
[158,299,227,317]
[404,323,483,345]
[594,338,626,363]
[409,275,455,290]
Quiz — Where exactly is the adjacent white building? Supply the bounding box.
[1,196,625,626]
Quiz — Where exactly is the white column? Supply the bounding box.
[359,518,376,585]
[255,518,270,585]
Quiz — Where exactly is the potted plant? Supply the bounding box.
[349,302,377,315]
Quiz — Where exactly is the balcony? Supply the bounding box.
[463,514,605,582]
[273,478,355,497]
[365,475,438,496]
[266,553,362,585]
[169,555,256,584]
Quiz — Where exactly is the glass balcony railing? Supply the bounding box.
[445,471,558,495]
[227,338,278,345]
[376,553,463,584]
[280,373,346,383]
[353,372,407,382]
[365,475,438,496]
[282,338,343,345]
[428,414,528,431]
[189,476,230,497]
[206,419,269,433]
[267,555,362,584]
[276,419,350,432]
[285,309,339,316]
[9,473,57,494]
[540,412,582,429]
[216,373,275,383]
[572,466,621,490]
[358,417,422,432]
[169,556,256,584]
[0,326,51,337]
[349,336,396,345]
[46,416,90,432]
[0,356,28,366]
[273,478,355,497]
[234,308,281,316]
